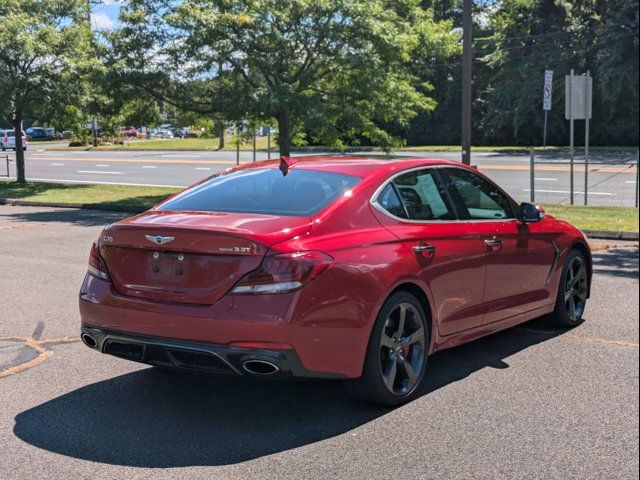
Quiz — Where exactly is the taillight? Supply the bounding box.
[231,251,333,295]
[87,241,110,280]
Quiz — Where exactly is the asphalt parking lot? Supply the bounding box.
[0,205,638,480]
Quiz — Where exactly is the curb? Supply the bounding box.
[0,198,144,213]
[1,198,638,241]
[582,229,639,241]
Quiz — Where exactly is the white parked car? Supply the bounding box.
[0,130,28,151]
[148,129,174,139]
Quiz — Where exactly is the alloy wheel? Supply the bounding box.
[564,255,588,322]
[379,302,426,396]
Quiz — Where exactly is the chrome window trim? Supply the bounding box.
[370,164,521,224]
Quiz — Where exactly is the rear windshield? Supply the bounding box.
[159,168,361,216]
[2,131,15,137]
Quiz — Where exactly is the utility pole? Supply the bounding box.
[461,0,472,165]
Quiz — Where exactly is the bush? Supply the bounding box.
[68,137,90,147]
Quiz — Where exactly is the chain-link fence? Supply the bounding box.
[529,149,639,207]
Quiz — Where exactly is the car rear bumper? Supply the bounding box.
[79,274,368,378]
[81,325,344,379]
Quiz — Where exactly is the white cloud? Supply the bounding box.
[91,12,115,30]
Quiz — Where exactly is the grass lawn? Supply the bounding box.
[0,181,180,212]
[544,205,639,233]
[48,136,273,152]
[48,138,638,154]
[0,181,637,232]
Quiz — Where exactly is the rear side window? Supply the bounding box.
[159,168,360,216]
[442,168,514,220]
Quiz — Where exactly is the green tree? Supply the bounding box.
[113,0,452,155]
[0,0,94,182]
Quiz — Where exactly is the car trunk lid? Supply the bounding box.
[99,210,311,304]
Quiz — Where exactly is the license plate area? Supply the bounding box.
[147,251,190,284]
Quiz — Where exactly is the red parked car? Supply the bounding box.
[79,156,591,405]
[118,126,138,137]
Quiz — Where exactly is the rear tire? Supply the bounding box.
[549,249,589,327]
[343,291,429,406]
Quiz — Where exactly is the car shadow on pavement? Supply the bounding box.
[13,318,567,468]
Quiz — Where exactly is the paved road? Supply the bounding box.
[0,205,638,479]
[2,148,638,206]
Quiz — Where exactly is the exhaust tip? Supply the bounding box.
[242,360,279,376]
[81,333,98,349]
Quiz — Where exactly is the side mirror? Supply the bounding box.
[520,202,545,223]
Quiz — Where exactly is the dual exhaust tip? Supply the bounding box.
[81,333,98,349]
[82,332,280,376]
[242,359,279,376]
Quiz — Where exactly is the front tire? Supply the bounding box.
[550,249,589,327]
[344,291,429,406]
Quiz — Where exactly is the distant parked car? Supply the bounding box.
[25,126,50,140]
[148,129,174,139]
[119,126,138,137]
[0,130,28,151]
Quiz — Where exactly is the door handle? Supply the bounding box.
[484,237,503,251]
[413,244,437,255]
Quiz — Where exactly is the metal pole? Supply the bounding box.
[635,153,639,208]
[236,138,240,166]
[253,132,256,162]
[267,128,271,159]
[543,110,548,150]
[584,71,590,206]
[461,0,472,165]
[530,148,535,203]
[569,69,574,205]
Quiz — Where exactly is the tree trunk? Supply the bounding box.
[276,111,290,157]
[217,120,225,150]
[13,109,26,184]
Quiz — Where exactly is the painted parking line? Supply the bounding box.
[524,189,615,196]
[141,165,157,169]
[33,153,64,156]
[515,327,639,349]
[534,178,558,181]
[95,164,111,168]
[51,163,64,166]
[195,167,212,171]
[162,154,202,158]
[77,170,124,175]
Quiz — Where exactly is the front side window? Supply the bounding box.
[442,168,514,220]
[158,168,360,216]
[377,169,456,221]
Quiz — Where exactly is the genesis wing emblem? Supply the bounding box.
[145,235,175,245]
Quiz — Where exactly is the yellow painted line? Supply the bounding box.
[565,334,639,349]
[0,336,80,378]
[480,164,636,174]
[516,327,639,349]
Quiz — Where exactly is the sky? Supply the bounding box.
[90,0,121,30]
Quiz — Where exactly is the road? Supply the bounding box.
[2,148,638,207]
[0,205,638,480]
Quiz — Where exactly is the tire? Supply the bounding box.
[343,291,429,406]
[0,144,5,151]
[549,249,589,328]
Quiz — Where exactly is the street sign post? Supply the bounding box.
[565,71,593,205]
[542,70,553,149]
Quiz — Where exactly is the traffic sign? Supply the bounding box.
[543,70,553,111]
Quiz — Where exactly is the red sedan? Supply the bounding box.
[79,156,591,405]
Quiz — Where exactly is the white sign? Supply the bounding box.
[543,70,553,111]
[565,74,592,120]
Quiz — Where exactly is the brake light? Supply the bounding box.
[87,241,110,280]
[231,251,333,294]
